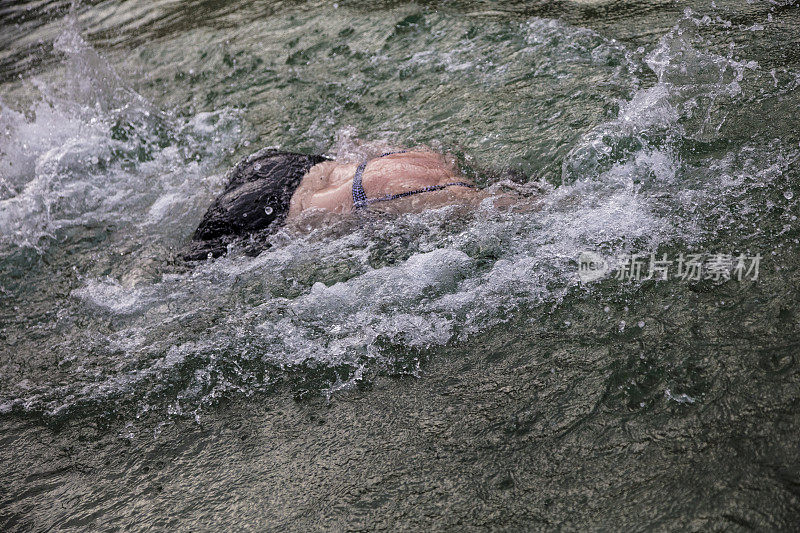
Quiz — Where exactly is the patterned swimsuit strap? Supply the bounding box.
[351,150,474,209]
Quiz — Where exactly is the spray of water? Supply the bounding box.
[1,10,795,422]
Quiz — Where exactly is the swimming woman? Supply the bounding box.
[183,147,539,260]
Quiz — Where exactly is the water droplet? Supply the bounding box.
[784,190,794,200]
[264,206,273,215]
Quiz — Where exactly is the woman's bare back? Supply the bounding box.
[287,151,478,218]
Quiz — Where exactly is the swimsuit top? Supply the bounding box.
[351,151,474,209]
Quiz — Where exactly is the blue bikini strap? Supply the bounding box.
[351,160,371,208]
[359,182,475,206]
[352,151,405,208]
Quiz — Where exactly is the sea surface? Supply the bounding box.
[1,0,799,530]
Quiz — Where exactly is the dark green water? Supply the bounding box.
[1,0,799,530]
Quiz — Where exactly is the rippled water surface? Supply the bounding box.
[1,0,799,530]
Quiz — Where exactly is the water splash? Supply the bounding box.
[0,18,242,251]
[2,10,796,423]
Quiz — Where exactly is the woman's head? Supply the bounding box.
[183,150,327,260]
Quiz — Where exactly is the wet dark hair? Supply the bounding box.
[183,149,328,260]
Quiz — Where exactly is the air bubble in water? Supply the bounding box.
[264,206,273,215]
[784,190,794,200]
